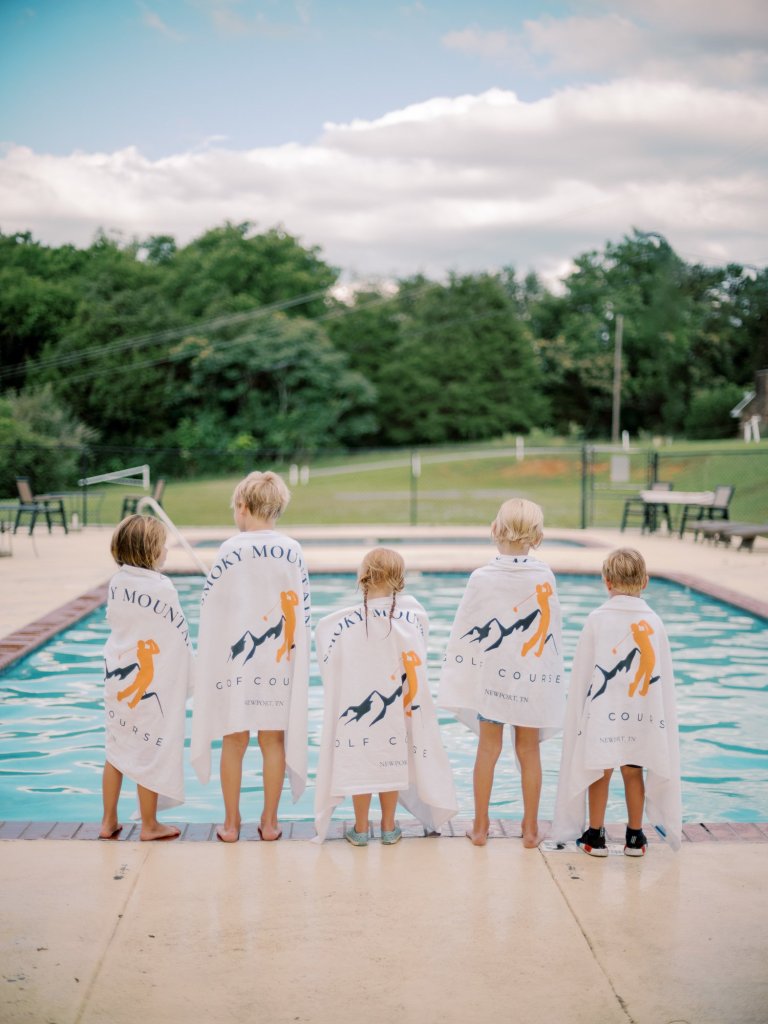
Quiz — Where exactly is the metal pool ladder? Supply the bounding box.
[135,497,209,575]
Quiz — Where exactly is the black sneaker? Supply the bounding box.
[624,827,648,857]
[576,826,608,857]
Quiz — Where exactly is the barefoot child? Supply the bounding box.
[439,498,565,847]
[552,548,681,856]
[191,471,310,842]
[101,515,192,841]
[314,548,457,844]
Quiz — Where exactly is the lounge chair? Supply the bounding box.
[693,521,768,552]
[14,477,68,534]
[680,485,734,538]
[120,477,166,519]
[621,481,673,533]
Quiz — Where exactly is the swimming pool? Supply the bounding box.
[0,574,766,825]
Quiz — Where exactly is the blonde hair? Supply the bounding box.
[231,470,290,520]
[602,548,648,596]
[491,498,544,548]
[111,515,166,570]
[357,547,405,631]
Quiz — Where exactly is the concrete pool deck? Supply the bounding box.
[1,523,767,1023]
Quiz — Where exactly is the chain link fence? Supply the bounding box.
[2,442,765,529]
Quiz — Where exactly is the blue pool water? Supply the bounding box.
[0,574,766,824]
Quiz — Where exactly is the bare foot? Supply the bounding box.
[522,830,542,848]
[465,828,489,846]
[140,823,181,841]
[99,822,122,840]
[258,823,283,841]
[216,824,240,843]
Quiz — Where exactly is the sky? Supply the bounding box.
[1,0,767,285]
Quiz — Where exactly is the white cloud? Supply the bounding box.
[444,3,768,87]
[523,14,645,75]
[138,4,185,41]
[609,0,768,44]
[192,0,312,37]
[1,80,766,281]
[442,27,526,62]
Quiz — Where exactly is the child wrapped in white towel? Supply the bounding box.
[191,471,310,843]
[439,498,565,848]
[101,515,193,841]
[314,548,457,845]
[551,548,681,857]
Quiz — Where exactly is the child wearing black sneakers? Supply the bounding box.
[552,548,682,857]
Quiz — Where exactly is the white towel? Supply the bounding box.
[438,556,565,740]
[104,565,193,810]
[551,595,682,850]
[313,594,458,842]
[190,530,310,800]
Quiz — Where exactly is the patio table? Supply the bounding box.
[640,490,715,537]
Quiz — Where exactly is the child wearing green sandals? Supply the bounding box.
[313,548,457,846]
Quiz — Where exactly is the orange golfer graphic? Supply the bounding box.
[117,638,160,709]
[401,650,421,717]
[628,620,655,697]
[520,582,553,658]
[276,590,299,663]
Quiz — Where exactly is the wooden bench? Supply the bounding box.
[692,521,768,551]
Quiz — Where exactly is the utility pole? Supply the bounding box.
[611,313,623,444]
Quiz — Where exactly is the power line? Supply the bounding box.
[6,279,442,388]
[0,288,330,383]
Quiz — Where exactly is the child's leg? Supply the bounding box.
[352,793,372,834]
[514,726,542,847]
[379,790,398,833]
[100,760,123,838]
[587,768,614,829]
[469,720,504,845]
[218,729,250,842]
[258,729,285,840]
[137,785,180,841]
[620,765,645,829]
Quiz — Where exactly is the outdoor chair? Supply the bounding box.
[620,481,673,534]
[121,477,166,519]
[14,477,68,534]
[680,484,734,537]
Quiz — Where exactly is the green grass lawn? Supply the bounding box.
[10,439,765,530]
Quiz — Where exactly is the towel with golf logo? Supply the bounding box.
[190,530,311,799]
[551,595,682,849]
[313,594,458,842]
[104,564,193,809]
[438,555,565,738]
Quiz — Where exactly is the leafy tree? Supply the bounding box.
[0,232,87,388]
[28,234,180,444]
[684,383,745,439]
[0,384,98,494]
[159,222,338,320]
[171,313,376,456]
[376,273,547,445]
[532,230,714,436]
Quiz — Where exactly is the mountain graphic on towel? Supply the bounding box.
[461,609,557,654]
[229,619,284,664]
[341,682,404,727]
[588,647,659,701]
[105,661,139,681]
[340,667,421,728]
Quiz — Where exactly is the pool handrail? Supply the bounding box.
[134,497,209,575]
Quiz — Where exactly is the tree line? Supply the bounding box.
[1,222,765,490]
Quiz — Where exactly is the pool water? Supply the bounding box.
[0,574,766,825]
